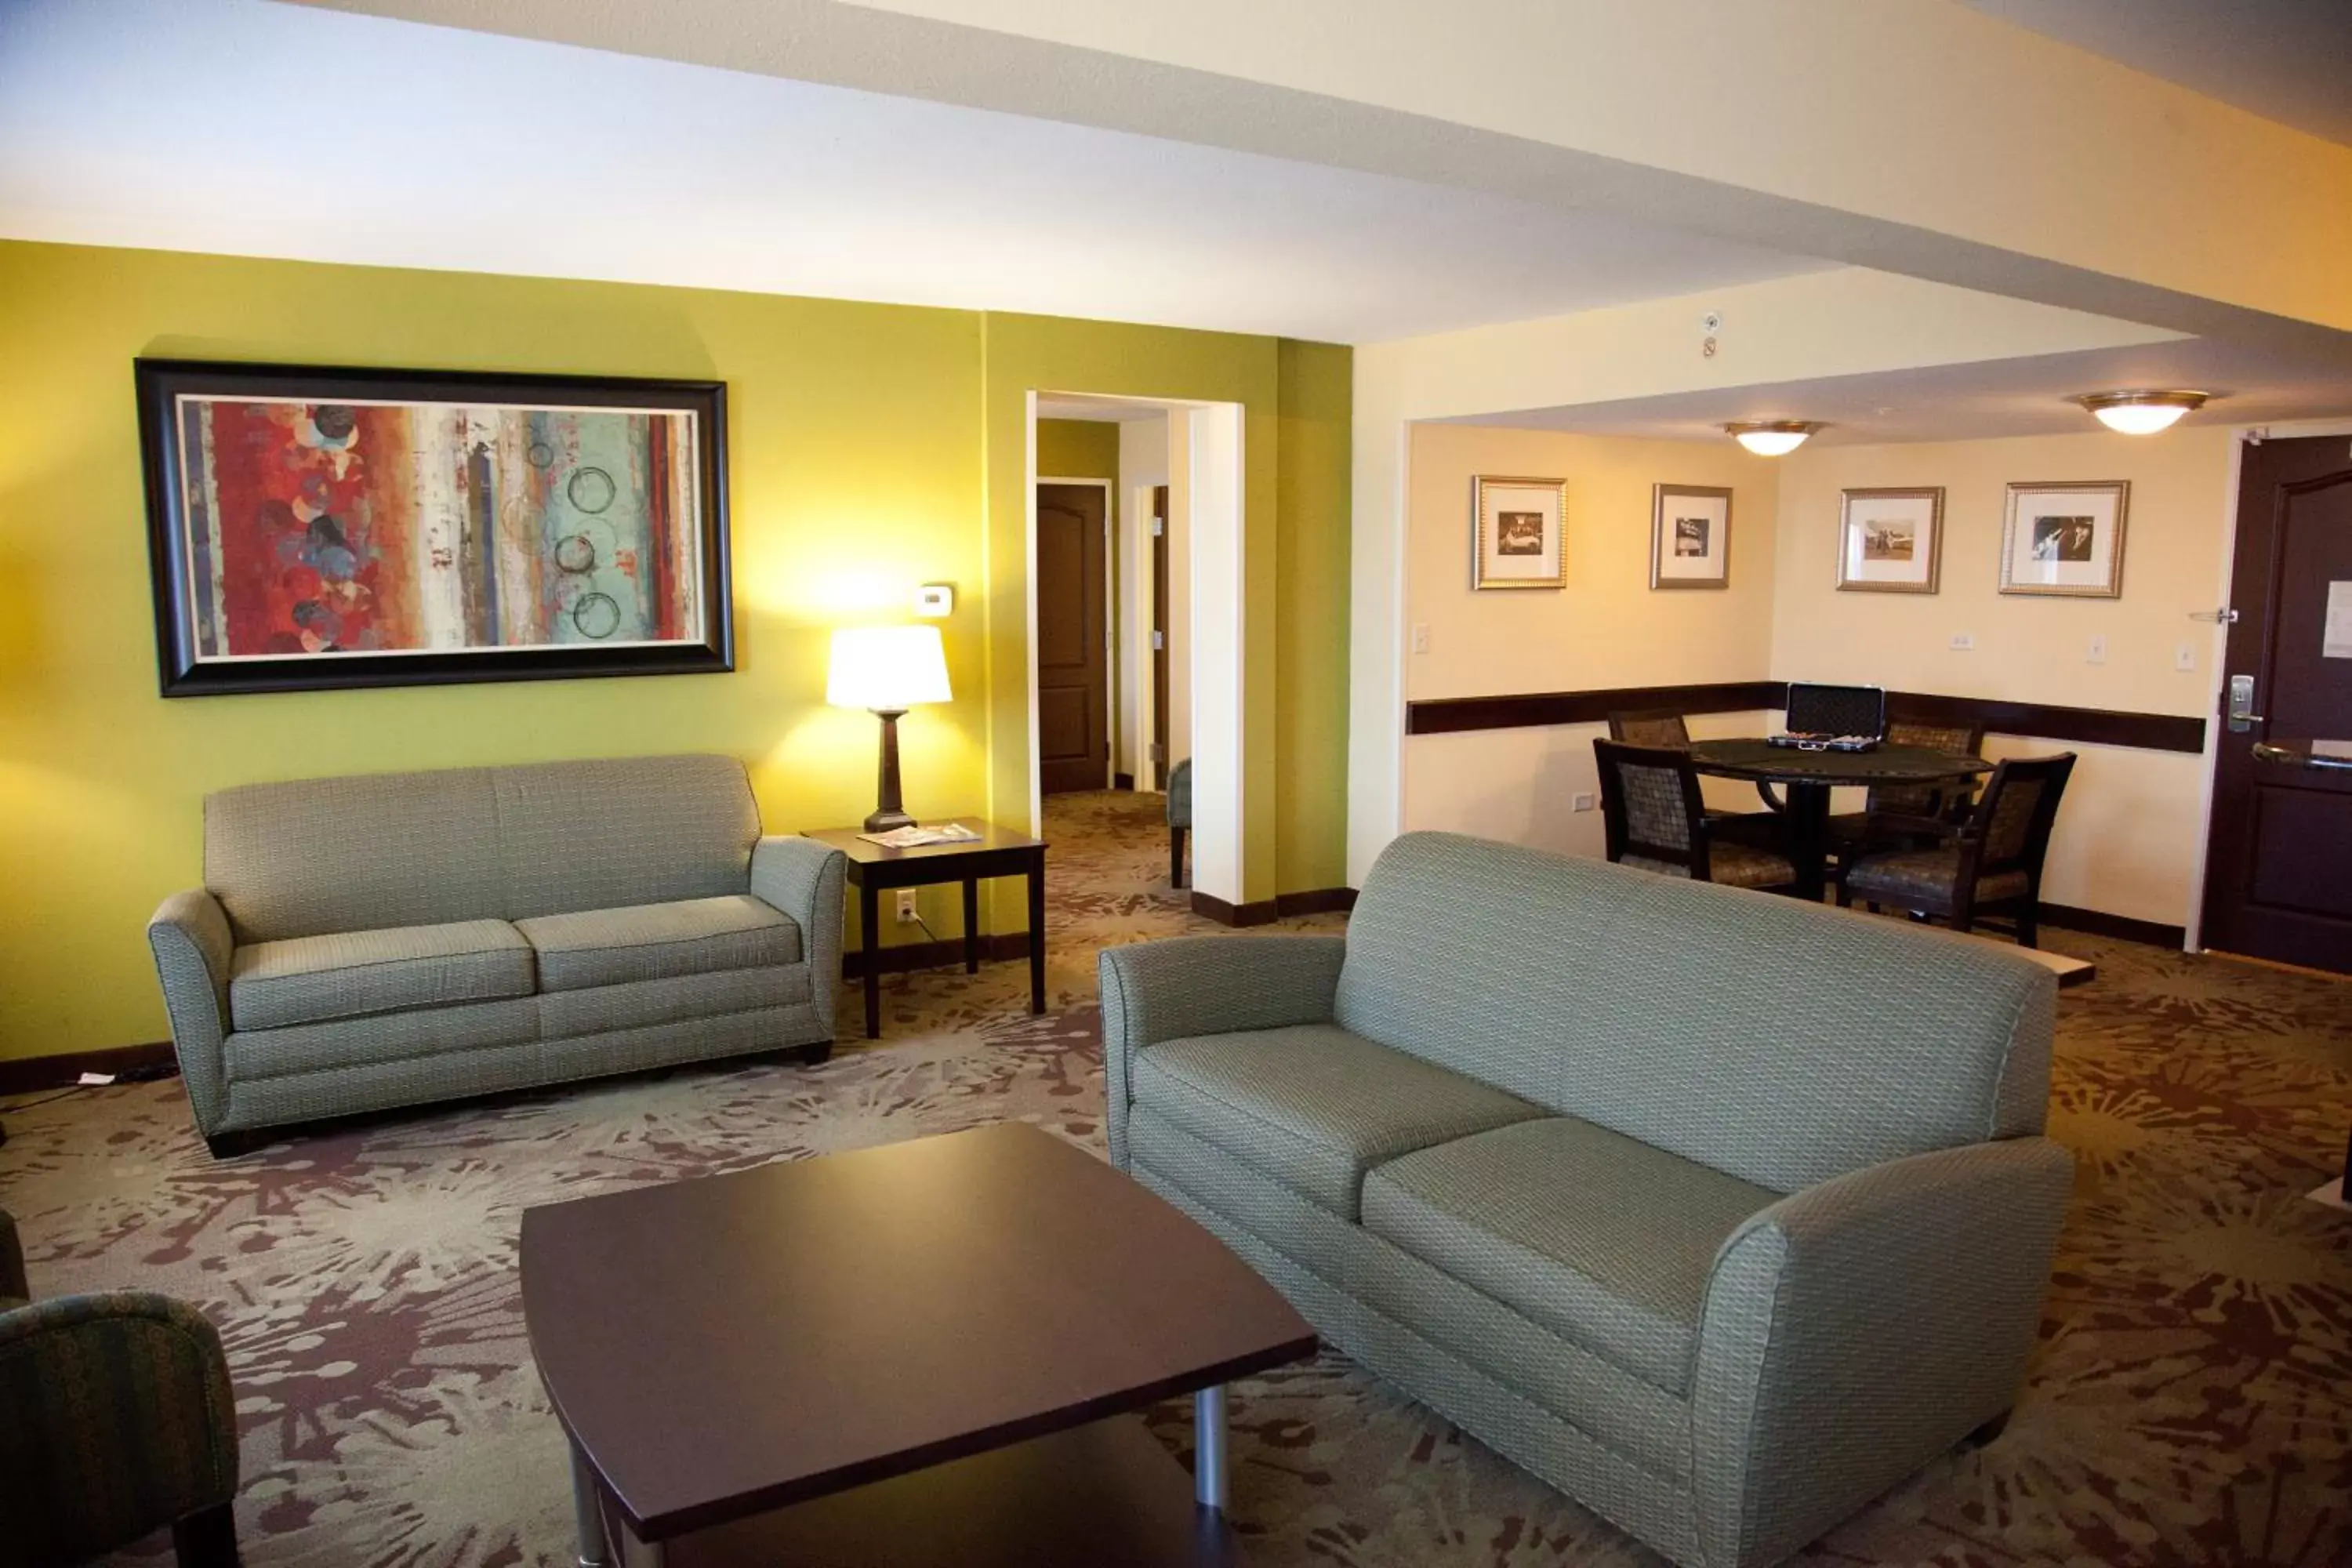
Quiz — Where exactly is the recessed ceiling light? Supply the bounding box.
[2071,390,2210,435]
[1722,420,1821,456]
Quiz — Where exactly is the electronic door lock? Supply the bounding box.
[2227,673,2265,733]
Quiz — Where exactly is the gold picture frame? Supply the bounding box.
[1650,483,1732,590]
[2001,480,2129,597]
[1836,486,1944,593]
[1472,474,1566,590]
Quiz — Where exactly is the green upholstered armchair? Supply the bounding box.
[0,1210,241,1567]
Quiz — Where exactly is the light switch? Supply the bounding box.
[2087,634,2107,665]
[1949,632,1976,652]
[1411,623,1431,655]
[1571,792,1596,812]
[2175,643,2197,672]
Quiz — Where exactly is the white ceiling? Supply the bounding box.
[0,0,1834,345]
[1035,395,1165,423]
[1958,0,2352,147]
[1446,339,2352,447]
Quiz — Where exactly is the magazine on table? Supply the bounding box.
[858,822,983,848]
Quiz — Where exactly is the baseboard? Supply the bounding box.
[842,932,1032,978]
[0,1040,177,1096]
[2037,902,2185,949]
[1190,887,1357,927]
[1113,771,1135,790]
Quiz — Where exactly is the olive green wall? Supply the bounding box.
[1034,419,1120,488]
[0,241,1349,1059]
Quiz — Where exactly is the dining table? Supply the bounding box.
[1685,738,1994,901]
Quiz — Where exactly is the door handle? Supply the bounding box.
[2227,673,2264,733]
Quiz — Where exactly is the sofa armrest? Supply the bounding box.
[1098,934,1346,1167]
[146,889,234,1137]
[750,835,848,1028]
[1690,1137,2072,1568]
[0,1290,240,1559]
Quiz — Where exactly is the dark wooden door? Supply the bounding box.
[1152,485,1171,791]
[1036,483,1108,795]
[2200,434,2352,973]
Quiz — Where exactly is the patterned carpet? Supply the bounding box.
[5,789,2350,1566]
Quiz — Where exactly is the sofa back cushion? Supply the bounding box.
[206,754,758,942]
[493,754,760,920]
[1333,833,2056,1194]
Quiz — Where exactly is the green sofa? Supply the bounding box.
[1102,830,2070,1568]
[147,753,844,1155]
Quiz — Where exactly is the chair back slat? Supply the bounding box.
[1868,718,1987,818]
[1966,753,2076,880]
[1595,739,1708,875]
[1606,710,1691,748]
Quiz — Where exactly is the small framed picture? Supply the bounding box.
[1837,487,1944,593]
[1472,475,1566,590]
[1650,484,1731,590]
[2002,481,2129,597]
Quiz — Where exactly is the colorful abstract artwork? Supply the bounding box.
[139,361,731,695]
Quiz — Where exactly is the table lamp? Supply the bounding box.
[828,625,953,831]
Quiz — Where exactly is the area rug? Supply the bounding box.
[4,790,2349,1566]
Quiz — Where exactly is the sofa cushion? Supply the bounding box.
[228,920,534,1032]
[1362,1116,1779,1395]
[518,895,800,993]
[1130,1024,1544,1221]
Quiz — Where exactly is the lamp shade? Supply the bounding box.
[827,626,952,712]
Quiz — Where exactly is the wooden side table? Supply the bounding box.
[802,824,1048,1039]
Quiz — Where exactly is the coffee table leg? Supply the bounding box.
[570,1443,610,1568]
[1193,1384,1229,1510]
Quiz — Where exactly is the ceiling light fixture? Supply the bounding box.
[1722,420,1821,457]
[2071,390,2209,436]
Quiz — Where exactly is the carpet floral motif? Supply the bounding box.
[4,790,2347,1566]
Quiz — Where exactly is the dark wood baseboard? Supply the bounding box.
[1190,887,1357,927]
[1113,771,1135,790]
[843,932,1032,978]
[0,1040,177,1096]
[1406,681,1782,736]
[2038,902,2186,949]
[1405,680,2206,754]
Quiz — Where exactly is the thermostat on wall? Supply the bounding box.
[914,583,954,618]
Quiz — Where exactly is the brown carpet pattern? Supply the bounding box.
[3,789,2349,1566]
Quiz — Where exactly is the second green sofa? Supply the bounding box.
[1101,830,2069,1568]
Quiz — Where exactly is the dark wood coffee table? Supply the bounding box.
[521,1123,1316,1566]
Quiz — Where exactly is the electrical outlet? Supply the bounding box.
[894,890,919,924]
[2175,642,2196,672]
[2086,634,2107,665]
[1411,623,1431,655]
[1572,792,1596,812]
[1949,632,1976,652]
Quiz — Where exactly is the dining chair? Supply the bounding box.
[0,1209,242,1567]
[1837,753,2076,946]
[1826,717,1987,866]
[1603,710,1785,848]
[1593,739,1801,892]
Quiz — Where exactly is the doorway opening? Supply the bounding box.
[1029,391,1244,909]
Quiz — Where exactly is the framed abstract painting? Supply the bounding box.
[136,359,731,695]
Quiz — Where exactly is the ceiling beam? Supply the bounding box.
[292,0,2352,359]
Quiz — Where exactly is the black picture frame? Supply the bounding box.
[135,358,732,696]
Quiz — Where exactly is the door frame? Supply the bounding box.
[2188,416,2352,953]
[1024,391,1248,910]
[1035,474,1116,791]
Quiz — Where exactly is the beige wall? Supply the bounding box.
[1772,426,2234,926]
[1402,423,1781,854]
[1401,419,2241,928]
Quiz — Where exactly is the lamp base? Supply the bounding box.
[863,807,915,833]
[866,708,913,834]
